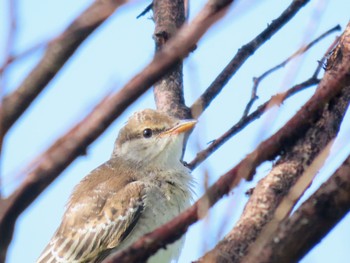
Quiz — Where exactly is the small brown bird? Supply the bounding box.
[37,109,196,263]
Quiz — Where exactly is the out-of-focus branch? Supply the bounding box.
[0,40,47,75]
[0,0,18,197]
[243,24,341,118]
[255,152,350,263]
[0,0,17,79]
[198,23,350,263]
[102,21,349,263]
[153,0,190,119]
[0,0,236,261]
[0,0,129,137]
[190,0,311,119]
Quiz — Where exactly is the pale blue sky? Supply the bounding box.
[1,0,349,262]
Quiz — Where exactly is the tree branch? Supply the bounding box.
[190,0,311,119]
[153,0,190,119]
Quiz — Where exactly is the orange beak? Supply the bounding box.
[161,119,197,136]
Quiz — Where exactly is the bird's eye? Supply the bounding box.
[143,128,153,138]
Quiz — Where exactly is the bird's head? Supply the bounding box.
[113,109,196,167]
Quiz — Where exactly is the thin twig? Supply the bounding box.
[1,0,17,78]
[136,3,153,19]
[0,40,47,75]
[188,34,340,170]
[188,77,319,170]
[243,24,341,118]
[190,0,311,119]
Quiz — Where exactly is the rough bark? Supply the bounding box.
[258,152,350,262]
[153,0,191,119]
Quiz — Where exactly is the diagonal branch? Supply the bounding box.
[190,0,311,119]
[0,0,129,136]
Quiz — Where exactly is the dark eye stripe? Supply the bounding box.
[118,127,167,146]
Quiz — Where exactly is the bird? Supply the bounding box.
[36,109,196,263]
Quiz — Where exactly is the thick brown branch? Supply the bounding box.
[198,23,350,263]
[191,0,311,119]
[0,0,128,136]
[102,19,350,263]
[256,152,350,262]
[153,0,190,119]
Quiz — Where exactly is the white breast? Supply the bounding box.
[118,167,193,263]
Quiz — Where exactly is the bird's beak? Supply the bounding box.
[161,119,197,136]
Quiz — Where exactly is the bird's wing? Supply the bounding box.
[36,180,145,263]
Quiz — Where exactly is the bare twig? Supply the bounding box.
[190,0,311,119]
[102,23,350,262]
[0,0,129,137]
[187,77,319,170]
[243,24,341,118]
[136,3,153,19]
[1,0,17,77]
[0,40,47,75]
